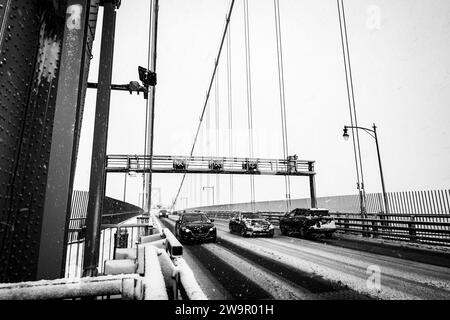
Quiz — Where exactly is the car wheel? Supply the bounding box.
[240,226,247,237]
[280,225,288,236]
[325,232,333,239]
[211,236,217,243]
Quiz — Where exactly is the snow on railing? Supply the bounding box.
[173,257,207,300]
[142,245,168,300]
[138,224,207,300]
[0,274,144,300]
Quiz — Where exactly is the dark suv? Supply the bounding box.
[229,212,275,237]
[279,208,336,239]
[175,213,217,243]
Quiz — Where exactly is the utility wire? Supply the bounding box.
[172,0,236,209]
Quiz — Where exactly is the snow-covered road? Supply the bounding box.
[159,217,450,300]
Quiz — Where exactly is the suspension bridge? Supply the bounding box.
[0,0,449,302]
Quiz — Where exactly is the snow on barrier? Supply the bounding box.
[0,275,143,300]
[162,228,183,257]
[151,212,164,233]
[142,245,168,300]
[139,221,206,300]
[173,258,207,300]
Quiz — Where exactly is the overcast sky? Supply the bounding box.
[73,0,450,209]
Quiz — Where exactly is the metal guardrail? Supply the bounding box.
[201,210,450,247]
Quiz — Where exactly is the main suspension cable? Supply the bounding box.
[172,0,236,209]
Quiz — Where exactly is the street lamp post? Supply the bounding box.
[202,186,215,206]
[343,123,389,214]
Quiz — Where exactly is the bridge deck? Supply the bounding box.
[106,155,315,176]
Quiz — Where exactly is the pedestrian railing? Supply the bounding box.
[63,213,205,300]
[65,220,153,278]
[332,212,450,246]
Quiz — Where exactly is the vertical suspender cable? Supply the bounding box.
[244,0,256,211]
[341,0,366,212]
[337,0,366,214]
[274,0,291,211]
[215,68,220,205]
[206,99,211,204]
[227,26,234,204]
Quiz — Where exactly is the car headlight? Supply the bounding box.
[181,227,191,233]
[269,224,274,229]
[209,226,216,232]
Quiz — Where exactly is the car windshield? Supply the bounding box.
[183,214,209,223]
[242,213,262,219]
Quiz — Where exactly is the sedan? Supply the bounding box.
[229,212,275,237]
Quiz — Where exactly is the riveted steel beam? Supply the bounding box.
[37,0,95,280]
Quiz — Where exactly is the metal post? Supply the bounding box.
[309,162,317,209]
[373,124,389,213]
[83,0,118,277]
[37,0,91,280]
[146,0,159,213]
